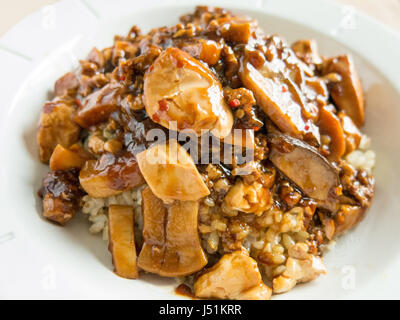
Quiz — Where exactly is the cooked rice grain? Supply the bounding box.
[81,185,145,242]
[346,149,376,174]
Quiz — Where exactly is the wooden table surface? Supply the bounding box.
[0,0,399,37]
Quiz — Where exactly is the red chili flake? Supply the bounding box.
[305,125,310,131]
[176,59,184,68]
[119,76,126,81]
[158,99,168,111]
[152,113,160,122]
[282,85,287,93]
[253,126,260,132]
[229,99,241,108]
[75,99,82,108]
[149,65,154,72]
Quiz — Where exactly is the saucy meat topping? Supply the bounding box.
[39,169,84,225]
[36,6,375,300]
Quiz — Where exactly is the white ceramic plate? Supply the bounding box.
[1,0,399,299]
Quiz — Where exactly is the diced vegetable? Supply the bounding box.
[291,39,322,65]
[79,152,144,198]
[338,112,362,154]
[49,144,94,171]
[198,39,222,65]
[143,47,233,138]
[224,179,271,215]
[37,99,81,163]
[40,169,83,225]
[74,83,124,129]
[86,47,106,68]
[334,205,366,235]
[137,187,207,277]
[273,253,326,294]
[179,39,222,66]
[42,195,74,225]
[215,17,257,43]
[54,72,79,97]
[194,250,271,300]
[136,140,210,203]
[322,55,365,127]
[268,133,339,201]
[223,87,256,109]
[108,205,138,279]
[318,212,336,240]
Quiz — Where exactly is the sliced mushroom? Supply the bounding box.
[143,47,233,138]
[108,205,139,279]
[49,144,94,171]
[136,139,209,203]
[37,98,81,163]
[137,187,207,277]
[137,188,166,274]
[322,54,364,127]
[334,204,366,235]
[268,133,339,201]
[79,152,144,198]
[318,105,346,162]
[194,250,272,300]
[239,49,319,142]
[74,82,124,129]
